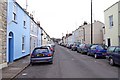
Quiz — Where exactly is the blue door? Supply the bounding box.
[8,32,14,62]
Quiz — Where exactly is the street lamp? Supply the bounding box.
[83,27,85,42]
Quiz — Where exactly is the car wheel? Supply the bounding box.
[94,54,98,59]
[109,58,115,66]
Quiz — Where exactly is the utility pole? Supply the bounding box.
[91,0,93,44]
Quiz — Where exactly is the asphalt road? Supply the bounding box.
[14,44,119,78]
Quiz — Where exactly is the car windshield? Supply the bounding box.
[97,46,104,50]
[107,47,115,52]
[115,47,120,53]
[33,48,49,54]
[91,45,104,50]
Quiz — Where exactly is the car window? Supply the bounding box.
[86,44,90,47]
[91,45,97,49]
[33,48,49,54]
[79,44,83,48]
[107,47,115,52]
[81,44,85,48]
[114,47,120,53]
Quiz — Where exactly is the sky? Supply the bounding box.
[16,0,119,38]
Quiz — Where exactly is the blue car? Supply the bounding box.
[87,44,107,59]
[106,46,120,66]
[30,46,53,65]
[77,44,92,54]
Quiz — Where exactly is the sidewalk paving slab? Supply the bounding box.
[2,55,30,80]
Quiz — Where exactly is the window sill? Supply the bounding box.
[24,26,27,29]
[12,20,17,24]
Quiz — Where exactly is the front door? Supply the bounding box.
[8,32,14,62]
[108,38,111,47]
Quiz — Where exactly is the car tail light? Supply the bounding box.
[48,54,52,57]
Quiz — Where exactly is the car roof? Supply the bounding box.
[34,46,49,49]
[108,46,120,48]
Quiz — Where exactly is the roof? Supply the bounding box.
[104,1,120,12]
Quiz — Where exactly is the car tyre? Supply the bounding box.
[109,58,115,66]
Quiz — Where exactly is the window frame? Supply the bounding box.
[13,3,17,22]
[22,35,25,52]
[109,15,114,28]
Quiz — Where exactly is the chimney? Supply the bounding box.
[37,21,40,27]
[83,21,88,25]
[30,14,34,20]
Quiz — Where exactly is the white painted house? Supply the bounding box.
[104,1,120,46]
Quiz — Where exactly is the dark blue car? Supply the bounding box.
[87,44,107,59]
[30,46,54,65]
[106,46,120,66]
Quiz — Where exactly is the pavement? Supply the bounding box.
[2,55,30,80]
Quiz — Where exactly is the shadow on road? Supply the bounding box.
[30,63,52,66]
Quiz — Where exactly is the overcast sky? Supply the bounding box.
[16,0,119,38]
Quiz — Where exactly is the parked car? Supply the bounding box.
[30,46,54,65]
[77,44,92,54]
[46,44,55,53]
[69,44,73,49]
[66,44,70,48]
[87,44,107,59]
[77,44,83,53]
[71,43,79,51]
[106,46,120,66]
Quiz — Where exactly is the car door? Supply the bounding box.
[106,46,116,59]
[114,47,120,64]
[90,45,97,55]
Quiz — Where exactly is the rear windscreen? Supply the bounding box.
[33,48,49,54]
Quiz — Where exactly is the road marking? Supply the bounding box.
[22,73,27,76]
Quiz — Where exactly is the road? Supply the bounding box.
[14,44,119,78]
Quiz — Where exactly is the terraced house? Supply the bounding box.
[0,0,7,69]
[104,1,120,46]
[65,21,104,45]
[41,28,51,45]
[30,18,42,53]
[7,0,31,62]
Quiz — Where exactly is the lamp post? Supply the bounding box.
[83,27,85,42]
[91,0,93,44]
